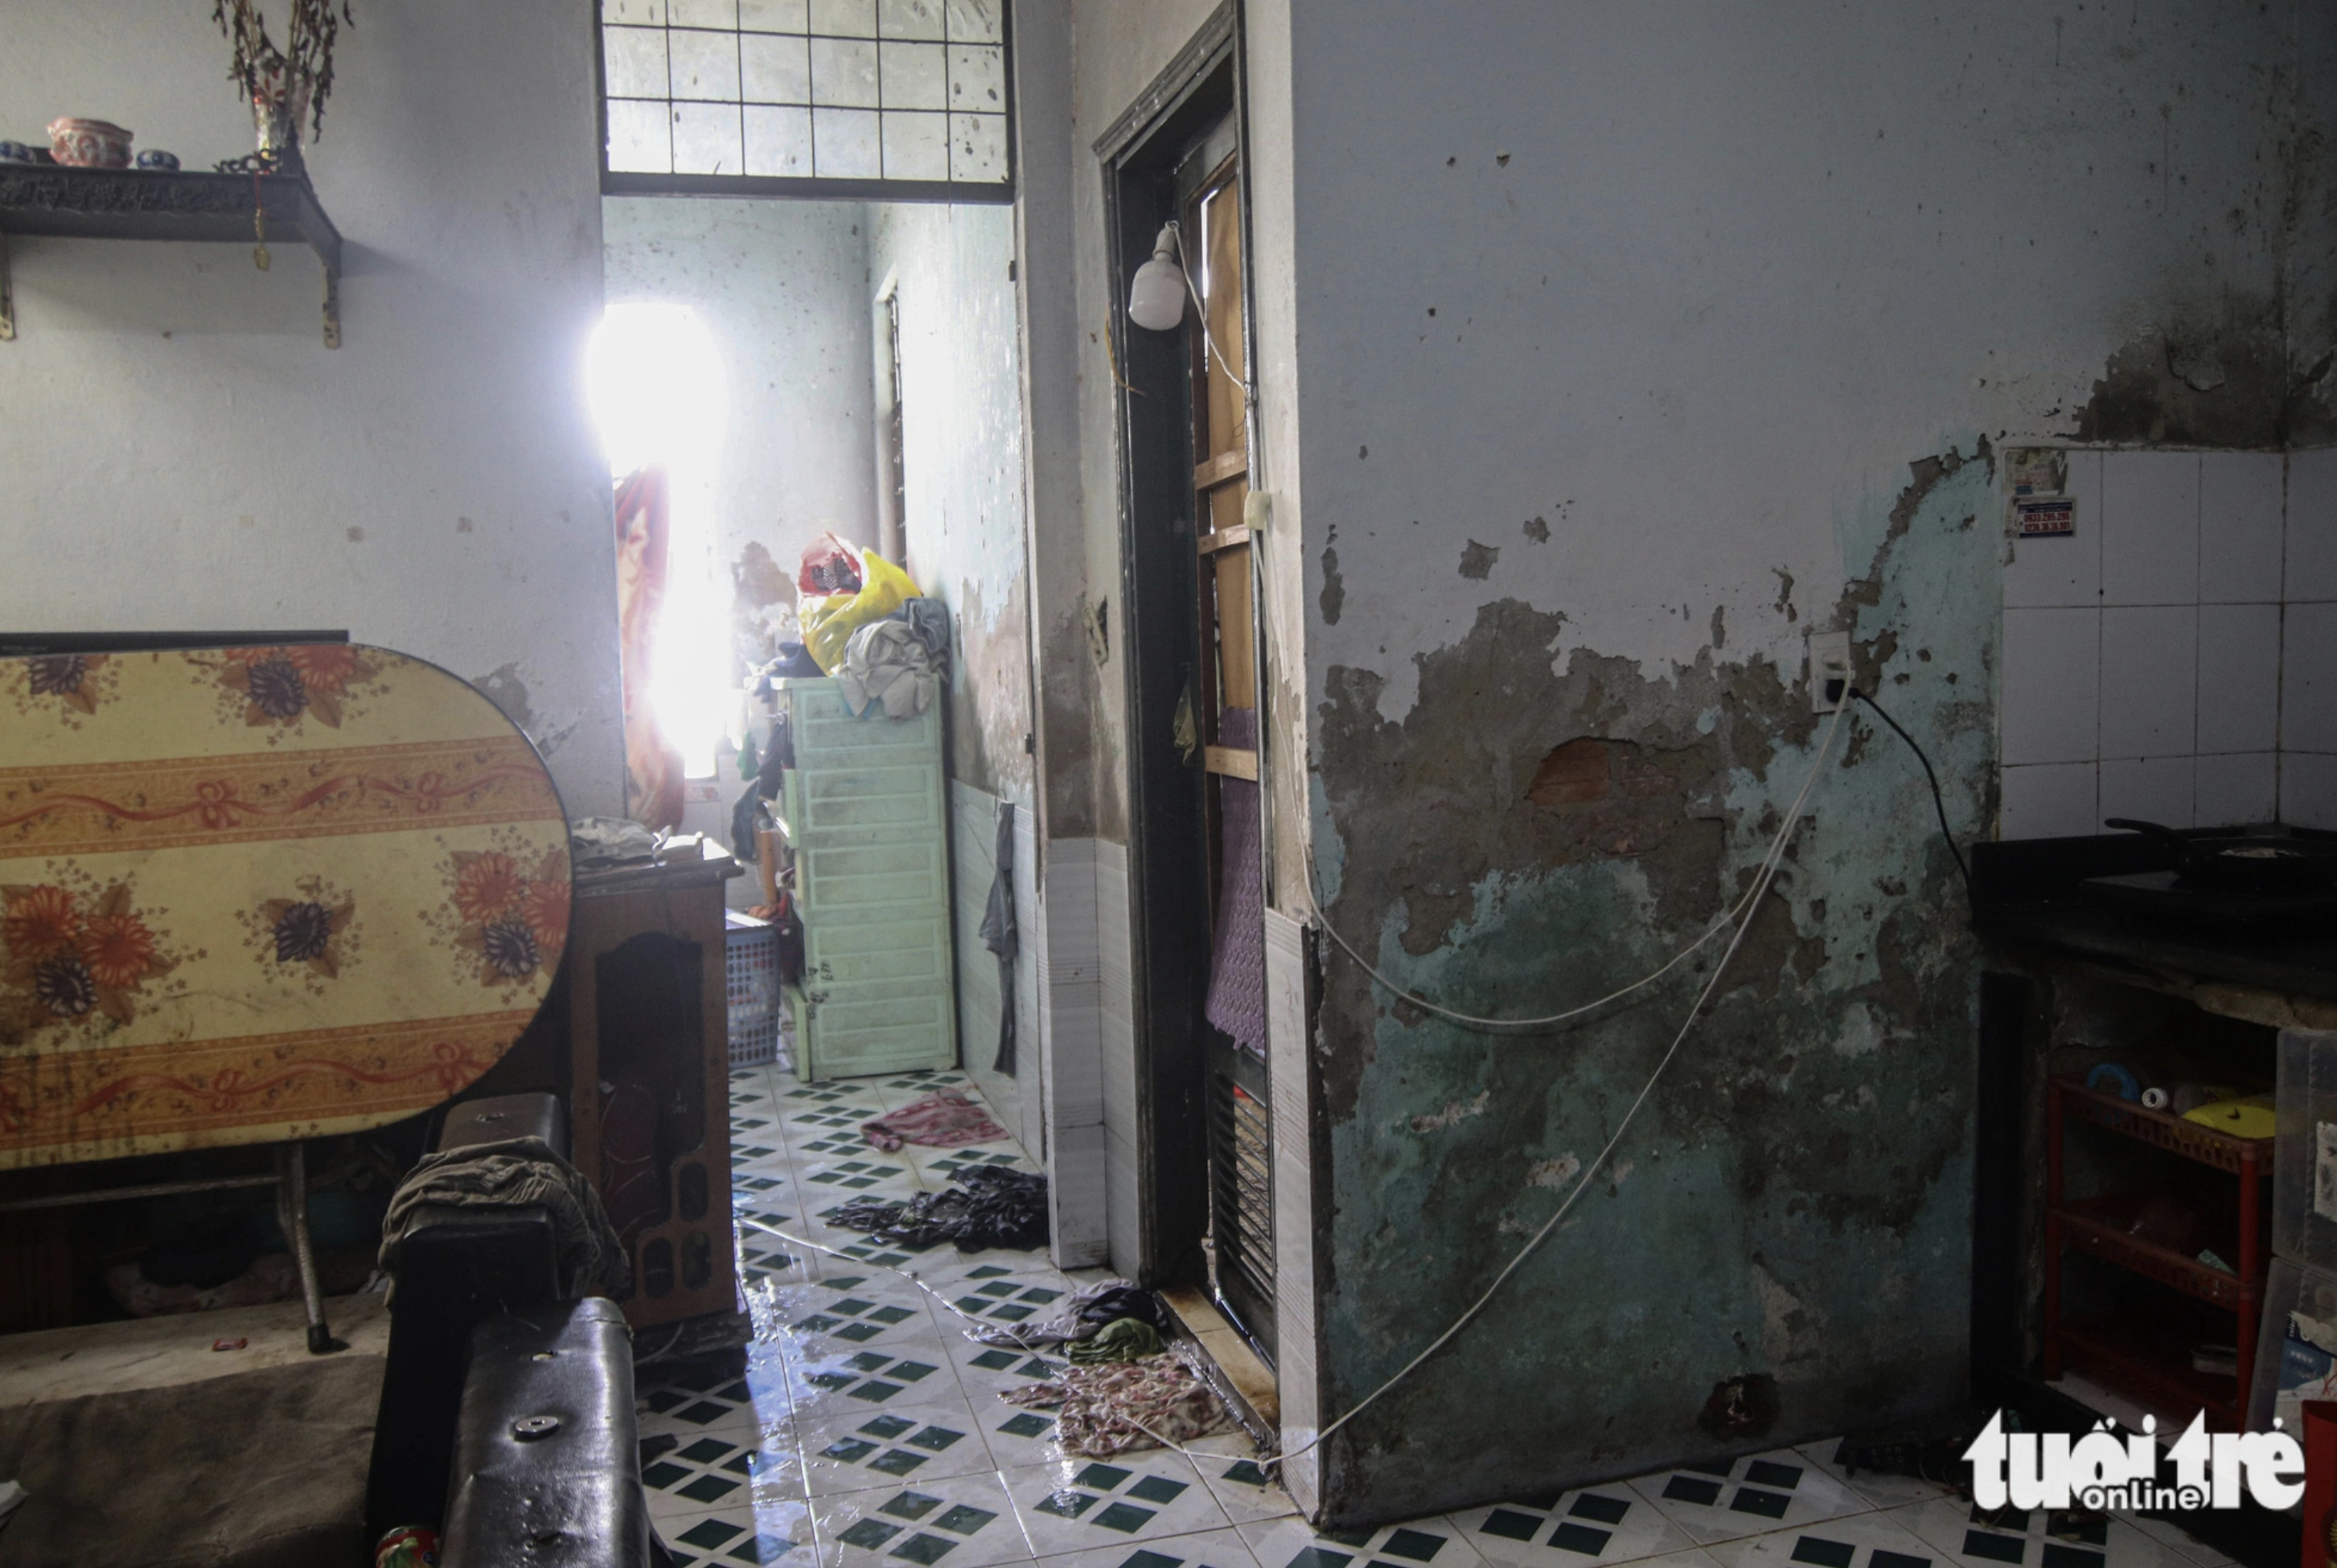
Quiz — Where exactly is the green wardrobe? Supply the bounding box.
[774,676,958,1080]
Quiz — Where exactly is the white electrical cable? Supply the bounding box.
[737,700,1843,1477]
[1298,874,1753,1031]
[1249,510,1796,1033]
[734,1212,1013,1337]
[1166,221,1251,400]
[1255,696,1848,1476]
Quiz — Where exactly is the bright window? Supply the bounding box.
[586,303,730,780]
[600,0,1012,196]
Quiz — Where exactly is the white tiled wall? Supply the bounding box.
[1999,448,2336,837]
[2292,448,2337,827]
[1095,844,1142,1277]
[1263,906,1320,1515]
[948,781,1044,1157]
[1034,836,1110,1266]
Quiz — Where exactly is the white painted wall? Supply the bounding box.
[1263,0,2331,1520]
[1284,2,2310,724]
[870,200,1033,798]
[602,195,879,670]
[0,1,623,813]
[1063,0,1226,845]
[865,196,1051,1202]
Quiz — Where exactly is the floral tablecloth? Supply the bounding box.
[0,645,569,1168]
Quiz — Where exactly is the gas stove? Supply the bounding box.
[2080,867,2337,939]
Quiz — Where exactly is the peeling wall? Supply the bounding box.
[602,196,879,672]
[1274,0,2336,1525]
[1062,0,1230,847]
[868,199,1040,1124]
[1005,0,1101,846]
[870,202,1036,804]
[0,1,625,814]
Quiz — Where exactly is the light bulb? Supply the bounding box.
[1127,224,1185,331]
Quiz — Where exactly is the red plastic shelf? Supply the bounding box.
[2052,1074,2272,1172]
[2057,1310,2242,1430]
[2052,1192,2258,1310]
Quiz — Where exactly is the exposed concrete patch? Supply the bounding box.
[2072,293,2310,447]
[1522,515,1550,544]
[733,540,791,610]
[1526,1153,1581,1188]
[731,540,801,669]
[1309,437,1999,1515]
[1318,608,1765,987]
[1321,526,1345,626]
[471,663,536,733]
[1457,540,1498,580]
[1698,1373,1780,1440]
[1752,1262,1824,1369]
[944,575,1035,798]
[1411,1090,1489,1135]
[1041,602,1104,841]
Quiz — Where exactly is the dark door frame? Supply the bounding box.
[1094,2,1260,1291]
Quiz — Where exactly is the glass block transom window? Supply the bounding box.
[602,0,1009,188]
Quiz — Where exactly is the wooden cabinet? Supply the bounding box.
[569,848,741,1329]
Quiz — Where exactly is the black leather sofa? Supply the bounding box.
[364,1093,651,1568]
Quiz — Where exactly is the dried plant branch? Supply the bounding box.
[211,0,356,142]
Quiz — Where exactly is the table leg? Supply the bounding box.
[277,1143,346,1354]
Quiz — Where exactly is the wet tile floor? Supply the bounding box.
[650,1063,2242,1568]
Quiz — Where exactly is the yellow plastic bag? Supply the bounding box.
[801,548,921,673]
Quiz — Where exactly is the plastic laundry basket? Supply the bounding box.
[725,911,781,1068]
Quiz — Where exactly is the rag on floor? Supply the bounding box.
[1066,1317,1163,1365]
[828,1166,1049,1251]
[860,1088,1007,1153]
[970,1278,1165,1348]
[1000,1348,1233,1458]
[378,1135,626,1299]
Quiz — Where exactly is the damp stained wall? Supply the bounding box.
[1271,0,2336,1525]
[868,199,1042,1143]
[870,201,1035,806]
[1005,0,1242,1272]
[0,2,625,815]
[602,197,881,672]
[1059,0,1231,847]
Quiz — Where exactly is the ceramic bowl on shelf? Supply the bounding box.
[46,117,133,168]
[133,149,179,171]
[0,140,39,165]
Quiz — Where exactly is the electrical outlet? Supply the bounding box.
[1809,630,1852,713]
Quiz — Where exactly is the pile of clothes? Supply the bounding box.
[860,1089,1005,1153]
[1001,1351,1234,1458]
[975,1279,1233,1457]
[969,1277,1164,1348]
[829,1167,1049,1252]
[837,598,949,719]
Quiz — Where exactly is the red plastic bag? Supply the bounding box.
[799,530,864,595]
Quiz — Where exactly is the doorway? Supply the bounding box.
[1105,27,1275,1362]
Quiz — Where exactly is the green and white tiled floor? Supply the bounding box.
[646,1063,2244,1568]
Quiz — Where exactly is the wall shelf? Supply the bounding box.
[0,165,342,347]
